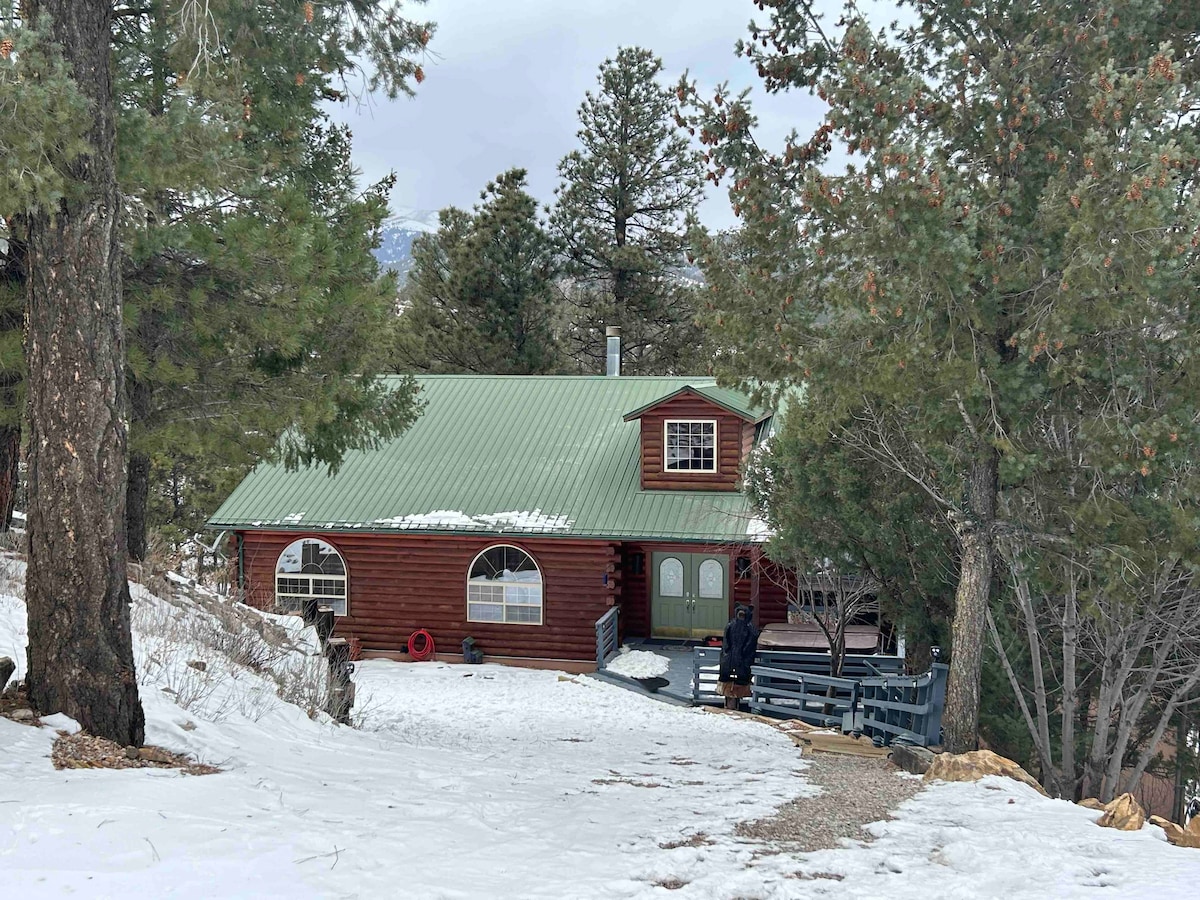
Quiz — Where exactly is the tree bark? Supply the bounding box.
[23,0,144,745]
[1059,571,1079,799]
[0,425,19,532]
[126,450,150,562]
[942,448,998,753]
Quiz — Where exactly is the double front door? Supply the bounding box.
[651,551,729,638]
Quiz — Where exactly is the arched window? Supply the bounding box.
[659,557,684,597]
[467,545,543,626]
[276,538,348,616]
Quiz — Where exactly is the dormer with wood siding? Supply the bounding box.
[622,385,772,492]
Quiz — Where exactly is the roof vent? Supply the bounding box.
[605,326,621,377]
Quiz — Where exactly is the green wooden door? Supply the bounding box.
[651,552,729,639]
[690,554,729,638]
[651,552,691,638]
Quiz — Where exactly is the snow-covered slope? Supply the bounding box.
[3,561,1200,897]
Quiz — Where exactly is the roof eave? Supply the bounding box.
[621,386,769,423]
[210,522,760,544]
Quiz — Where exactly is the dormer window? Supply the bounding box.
[665,420,717,472]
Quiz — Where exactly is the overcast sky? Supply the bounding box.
[332,0,829,231]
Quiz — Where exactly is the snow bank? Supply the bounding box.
[606,646,671,679]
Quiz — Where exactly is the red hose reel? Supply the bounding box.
[407,629,435,661]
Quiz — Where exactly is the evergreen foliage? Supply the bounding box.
[552,47,706,375]
[744,413,955,670]
[0,0,435,553]
[393,169,564,374]
[684,1,1200,753]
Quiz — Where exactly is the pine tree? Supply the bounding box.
[0,0,435,741]
[685,1,1200,751]
[15,0,145,745]
[394,169,564,374]
[552,47,705,375]
[745,413,955,674]
[113,0,434,559]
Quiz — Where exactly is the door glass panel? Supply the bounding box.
[659,557,684,597]
[697,558,724,599]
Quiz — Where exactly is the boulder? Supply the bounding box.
[137,746,175,765]
[0,656,13,690]
[1148,815,1199,847]
[890,743,936,776]
[1097,793,1145,831]
[1078,797,1106,810]
[1162,814,1200,848]
[923,749,1048,796]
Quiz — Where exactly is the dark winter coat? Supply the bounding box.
[719,607,760,686]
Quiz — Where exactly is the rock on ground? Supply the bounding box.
[1096,792,1145,831]
[890,743,935,775]
[924,749,1047,796]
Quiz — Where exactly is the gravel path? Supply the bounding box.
[737,751,924,852]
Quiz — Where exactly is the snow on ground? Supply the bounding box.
[4,561,1200,897]
[606,646,672,679]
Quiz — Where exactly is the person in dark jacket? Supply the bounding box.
[718,604,760,710]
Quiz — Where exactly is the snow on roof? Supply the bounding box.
[371,509,573,533]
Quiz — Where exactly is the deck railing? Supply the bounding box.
[595,607,620,670]
[691,645,947,746]
[750,662,949,746]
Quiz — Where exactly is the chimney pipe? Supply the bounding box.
[605,326,621,377]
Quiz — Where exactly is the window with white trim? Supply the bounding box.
[275,538,348,616]
[467,545,543,625]
[665,419,717,472]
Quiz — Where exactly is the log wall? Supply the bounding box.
[636,394,754,491]
[239,531,618,662]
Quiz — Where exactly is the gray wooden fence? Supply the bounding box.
[750,662,948,746]
[692,645,946,747]
[595,606,619,670]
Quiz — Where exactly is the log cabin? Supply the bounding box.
[208,354,798,671]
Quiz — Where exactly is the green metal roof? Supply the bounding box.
[208,375,773,542]
[622,383,772,423]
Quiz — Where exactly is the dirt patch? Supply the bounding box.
[737,752,921,852]
[659,832,713,850]
[52,731,219,776]
[654,878,688,890]
[592,777,662,788]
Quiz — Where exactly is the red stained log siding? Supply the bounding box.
[239,531,619,662]
[637,395,748,491]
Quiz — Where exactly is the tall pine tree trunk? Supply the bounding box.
[0,425,19,532]
[126,450,150,562]
[942,449,998,753]
[23,0,144,745]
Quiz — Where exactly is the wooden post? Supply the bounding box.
[301,598,319,625]
[315,606,335,644]
[324,637,354,724]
